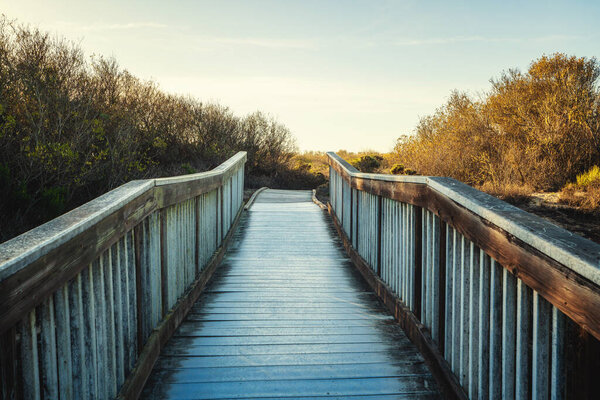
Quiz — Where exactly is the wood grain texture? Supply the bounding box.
[116,203,245,400]
[0,152,247,337]
[327,152,600,341]
[329,204,467,400]
[141,190,440,400]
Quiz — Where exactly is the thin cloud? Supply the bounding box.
[47,21,168,32]
[394,34,581,46]
[194,36,316,49]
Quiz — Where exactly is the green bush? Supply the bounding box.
[0,17,298,241]
[350,155,382,173]
[390,164,405,174]
[576,166,600,188]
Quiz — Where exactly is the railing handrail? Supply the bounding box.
[0,151,247,334]
[0,152,246,279]
[327,151,600,340]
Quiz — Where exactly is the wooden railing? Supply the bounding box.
[0,152,246,400]
[327,152,600,399]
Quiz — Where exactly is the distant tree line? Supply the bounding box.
[0,17,304,241]
[394,54,600,200]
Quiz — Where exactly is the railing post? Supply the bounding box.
[220,186,224,241]
[160,209,169,317]
[355,190,360,249]
[0,327,18,399]
[195,197,200,276]
[133,225,144,355]
[376,195,382,277]
[438,221,447,350]
[349,185,353,243]
[340,177,344,229]
[414,207,423,320]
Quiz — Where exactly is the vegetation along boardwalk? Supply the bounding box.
[141,189,440,399]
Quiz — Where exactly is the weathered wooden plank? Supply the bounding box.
[148,362,431,383]
[81,264,99,398]
[116,198,245,400]
[328,204,462,399]
[169,333,411,345]
[551,307,566,400]
[143,376,439,400]
[112,239,125,387]
[0,187,157,335]
[467,243,480,399]
[0,326,19,399]
[142,191,441,400]
[533,291,551,399]
[488,260,503,400]
[477,252,491,399]
[501,268,517,399]
[515,279,531,400]
[154,352,427,369]
[39,296,59,400]
[21,310,40,400]
[327,153,600,341]
[0,152,246,342]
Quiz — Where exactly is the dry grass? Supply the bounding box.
[478,181,535,204]
[559,166,600,212]
[560,183,600,212]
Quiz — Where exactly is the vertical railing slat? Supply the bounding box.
[501,268,517,399]
[477,252,490,399]
[533,291,551,399]
[21,310,40,400]
[551,307,566,400]
[515,279,531,400]
[39,296,59,400]
[467,243,480,399]
[54,284,73,400]
[489,260,503,400]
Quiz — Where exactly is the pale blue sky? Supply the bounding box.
[2,1,599,151]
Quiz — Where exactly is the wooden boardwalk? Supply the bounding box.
[142,189,440,399]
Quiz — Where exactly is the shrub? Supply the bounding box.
[0,16,299,241]
[560,166,600,211]
[390,164,405,174]
[350,155,382,173]
[394,54,600,192]
[576,166,600,188]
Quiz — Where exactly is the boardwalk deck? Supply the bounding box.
[141,189,440,399]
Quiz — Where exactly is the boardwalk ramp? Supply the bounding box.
[142,189,440,399]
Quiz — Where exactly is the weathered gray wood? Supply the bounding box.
[21,310,40,400]
[488,260,503,400]
[327,152,600,342]
[142,190,440,399]
[82,264,99,398]
[68,274,88,399]
[0,152,246,338]
[477,252,491,399]
[39,296,59,400]
[112,240,125,387]
[54,285,73,399]
[103,249,118,397]
[551,307,566,400]
[501,268,517,399]
[515,279,531,400]
[459,234,470,387]
[445,225,454,363]
[533,291,551,399]
[467,243,480,399]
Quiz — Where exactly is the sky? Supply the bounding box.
[1,1,599,152]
